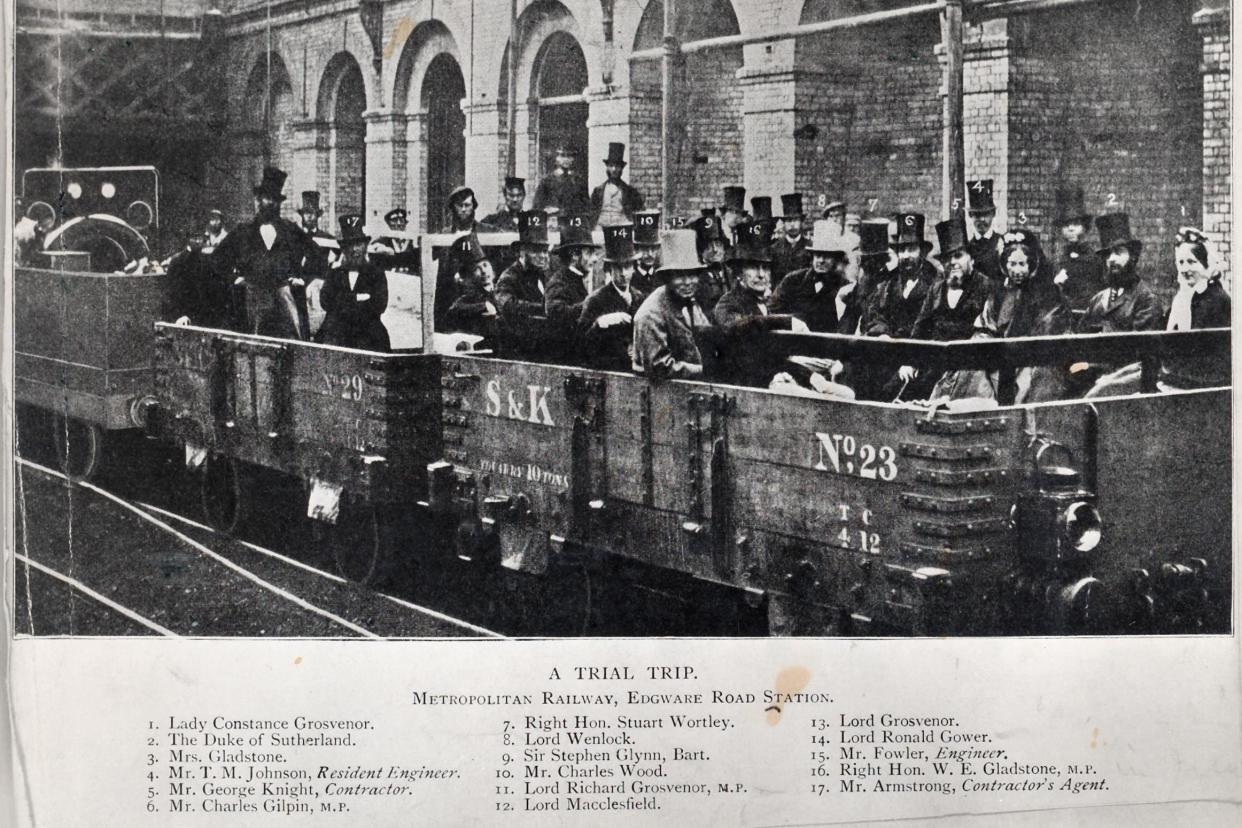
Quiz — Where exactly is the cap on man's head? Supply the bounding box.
[822,200,846,217]
[449,185,476,207]
[385,207,408,225]
[504,177,526,191]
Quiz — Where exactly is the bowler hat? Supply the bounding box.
[337,213,369,245]
[299,191,322,215]
[894,212,929,249]
[602,224,638,263]
[807,219,849,255]
[633,210,661,246]
[721,185,746,213]
[934,216,970,259]
[253,166,288,200]
[728,220,773,264]
[859,219,891,257]
[966,179,997,215]
[603,142,627,166]
[515,210,549,247]
[555,214,597,252]
[504,176,526,192]
[1095,212,1142,257]
[1053,185,1092,228]
[780,193,805,219]
[750,197,773,222]
[384,207,408,225]
[656,229,707,275]
[452,231,487,264]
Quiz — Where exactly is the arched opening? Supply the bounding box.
[242,52,296,217]
[318,53,368,224]
[794,0,942,219]
[532,32,589,182]
[421,53,466,232]
[632,0,742,217]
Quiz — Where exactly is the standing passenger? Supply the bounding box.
[317,215,390,352]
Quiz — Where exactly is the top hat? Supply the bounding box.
[656,229,707,275]
[253,166,288,200]
[934,216,970,259]
[384,207,408,225]
[966,179,997,215]
[452,232,487,264]
[1095,212,1142,257]
[822,199,846,217]
[807,219,850,255]
[858,220,891,256]
[780,193,805,219]
[1053,185,1092,228]
[337,213,369,245]
[700,208,718,218]
[602,224,638,263]
[692,214,728,250]
[894,212,929,248]
[555,214,597,252]
[604,142,627,166]
[503,176,526,192]
[298,191,322,215]
[633,210,661,246]
[721,185,747,213]
[750,197,773,222]
[728,220,773,264]
[515,210,549,247]
[449,185,477,207]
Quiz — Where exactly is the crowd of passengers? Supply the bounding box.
[160,161,1230,405]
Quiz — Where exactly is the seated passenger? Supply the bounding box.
[442,232,497,339]
[578,224,645,372]
[316,215,390,352]
[163,232,231,329]
[690,212,730,312]
[545,214,599,361]
[865,212,936,339]
[769,219,851,333]
[1158,227,1230,390]
[494,210,551,356]
[633,229,715,380]
[1050,186,1103,311]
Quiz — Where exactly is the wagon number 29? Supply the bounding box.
[813,432,898,481]
[323,372,364,401]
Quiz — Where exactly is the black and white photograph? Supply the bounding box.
[8,0,1233,642]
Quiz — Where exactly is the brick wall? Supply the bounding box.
[1010,0,1203,298]
[794,14,943,222]
[1197,6,1230,286]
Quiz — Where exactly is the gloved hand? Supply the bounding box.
[789,317,810,333]
[596,311,633,329]
[898,364,918,382]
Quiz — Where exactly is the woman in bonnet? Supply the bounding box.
[1161,226,1230,389]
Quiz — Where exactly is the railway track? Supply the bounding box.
[13,457,506,639]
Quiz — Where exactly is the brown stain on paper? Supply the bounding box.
[383,17,415,60]
[765,666,813,726]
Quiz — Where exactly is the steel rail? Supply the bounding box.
[14,553,180,637]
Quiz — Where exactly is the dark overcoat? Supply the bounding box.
[577,283,646,372]
[317,263,391,351]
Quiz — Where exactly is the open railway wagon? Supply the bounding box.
[424,329,1231,637]
[14,167,163,480]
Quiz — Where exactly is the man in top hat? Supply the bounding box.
[578,224,646,371]
[750,196,774,225]
[720,185,747,243]
[446,185,488,233]
[545,214,600,359]
[771,219,852,334]
[534,143,591,217]
[966,179,1004,281]
[368,208,419,273]
[631,209,662,294]
[441,232,498,338]
[203,209,228,251]
[770,193,811,287]
[317,214,390,352]
[633,229,715,380]
[482,177,527,232]
[591,142,644,227]
[495,210,553,353]
[210,166,319,339]
[857,218,895,301]
[691,212,730,312]
[296,190,338,279]
[865,212,936,341]
[1050,185,1103,311]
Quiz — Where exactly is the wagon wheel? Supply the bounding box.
[200,454,244,534]
[315,501,386,586]
[50,413,103,482]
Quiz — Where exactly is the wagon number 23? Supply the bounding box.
[813,432,898,481]
[323,372,364,401]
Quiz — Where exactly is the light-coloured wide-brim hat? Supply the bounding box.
[655,229,707,275]
[807,219,849,255]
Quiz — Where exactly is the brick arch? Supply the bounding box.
[391,19,462,115]
[312,51,369,224]
[234,50,298,219]
[512,0,598,104]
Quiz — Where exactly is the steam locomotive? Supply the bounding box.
[14,207,1231,636]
